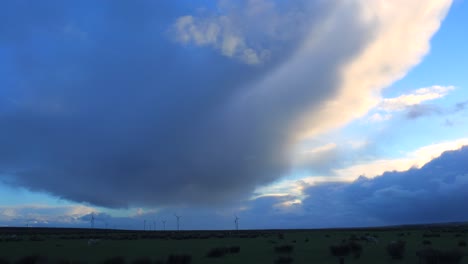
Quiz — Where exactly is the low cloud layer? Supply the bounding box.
[0,0,452,209]
[2,146,467,230]
[301,146,468,227]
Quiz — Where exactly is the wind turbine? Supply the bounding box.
[153,220,156,231]
[174,214,181,231]
[162,220,166,231]
[91,213,95,229]
[144,219,146,231]
[234,215,239,231]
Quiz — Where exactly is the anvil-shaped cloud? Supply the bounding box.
[0,0,452,208]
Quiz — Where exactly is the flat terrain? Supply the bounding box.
[0,224,467,263]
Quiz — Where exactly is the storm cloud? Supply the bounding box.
[0,1,452,209]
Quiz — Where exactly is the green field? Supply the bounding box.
[0,224,467,264]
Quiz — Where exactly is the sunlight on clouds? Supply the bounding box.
[274,199,302,211]
[348,140,369,150]
[334,138,468,180]
[257,139,468,203]
[369,112,392,122]
[297,0,452,139]
[254,175,352,201]
[67,205,96,217]
[0,204,96,225]
[380,85,455,111]
[303,143,337,154]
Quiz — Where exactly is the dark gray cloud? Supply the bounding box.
[405,104,442,119]
[455,100,468,112]
[0,1,374,208]
[404,100,468,120]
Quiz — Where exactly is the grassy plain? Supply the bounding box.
[0,224,467,263]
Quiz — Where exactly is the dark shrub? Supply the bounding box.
[418,249,464,264]
[274,256,293,264]
[274,245,294,254]
[15,255,48,264]
[278,233,284,240]
[438,249,464,264]
[55,260,70,264]
[229,246,240,254]
[101,256,126,264]
[29,236,44,242]
[417,248,438,264]
[54,260,85,264]
[458,240,466,247]
[387,240,406,260]
[349,241,363,259]
[132,257,152,264]
[206,247,228,258]
[330,244,350,257]
[423,234,441,238]
[423,240,432,245]
[166,254,191,264]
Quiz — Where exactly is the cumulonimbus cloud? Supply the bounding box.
[0,0,452,209]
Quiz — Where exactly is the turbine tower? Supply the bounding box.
[144,219,146,231]
[91,213,95,229]
[234,215,239,231]
[162,220,166,231]
[174,214,181,231]
[153,220,156,231]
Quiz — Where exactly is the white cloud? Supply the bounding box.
[348,140,369,150]
[380,85,455,111]
[366,85,454,122]
[369,112,392,122]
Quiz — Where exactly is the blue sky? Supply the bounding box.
[0,0,467,230]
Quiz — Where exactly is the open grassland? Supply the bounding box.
[0,224,467,264]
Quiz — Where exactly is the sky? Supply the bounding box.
[0,0,467,230]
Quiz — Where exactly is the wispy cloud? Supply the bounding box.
[368,85,454,122]
[172,0,308,64]
[381,85,454,111]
